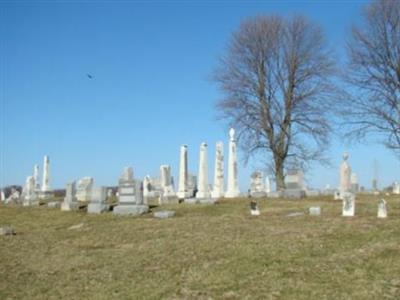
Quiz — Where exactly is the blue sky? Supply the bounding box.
[1,1,399,190]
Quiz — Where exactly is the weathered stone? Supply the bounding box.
[23,176,38,206]
[160,165,176,198]
[87,187,109,214]
[377,199,387,218]
[154,210,175,219]
[342,192,355,217]
[225,128,240,198]
[48,201,61,208]
[196,142,211,199]
[286,212,304,217]
[211,142,224,198]
[0,226,15,235]
[177,145,190,199]
[76,177,94,202]
[309,206,321,216]
[339,153,352,199]
[61,182,80,211]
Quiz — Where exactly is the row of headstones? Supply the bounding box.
[249,193,388,218]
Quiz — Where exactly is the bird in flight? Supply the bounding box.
[86,74,93,79]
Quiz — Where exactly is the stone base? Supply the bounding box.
[159,195,179,205]
[250,191,267,198]
[309,206,321,216]
[38,191,55,199]
[250,209,260,216]
[48,201,61,209]
[268,191,283,198]
[184,198,199,204]
[199,198,217,204]
[283,189,306,199]
[113,204,149,216]
[61,202,80,211]
[87,203,109,214]
[154,210,175,219]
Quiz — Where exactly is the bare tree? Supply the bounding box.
[213,15,337,189]
[344,0,400,155]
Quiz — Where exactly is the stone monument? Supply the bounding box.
[39,155,54,199]
[113,167,148,216]
[377,199,387,218]
[33,164,40,191]
[225,128,240,198]
[339,152,352,199]
[23,176,38,206]
[342,192,355,217]
[61,182,79,211]
[76,177,94,201]
[265,176,271,194]
[250,171,267,198]
[177,145,190,199]
[159,165,178,204]
[196,142,212,200]
[250,199,260,216]
[211,142,224,199]
[284,169,306,199]
[88,186,109,214]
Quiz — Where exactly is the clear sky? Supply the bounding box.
[1,0,399,191]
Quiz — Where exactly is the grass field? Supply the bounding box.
[1,195,400,299]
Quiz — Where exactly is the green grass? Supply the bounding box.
[1,195,400,299]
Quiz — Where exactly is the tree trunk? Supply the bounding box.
[275,158,285,190]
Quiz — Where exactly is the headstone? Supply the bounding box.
[196,142,211,199]
[342,192,355,217]
[393,182,400,194]
[47,201,61,208]
[88,186,109,214]
[61,182,80,211]
[250,199,260,216]
[339,152,351,199]
[113,167,148,216]
[23,176,38,206]
[225,128,240,198]
[309,206,321,216]
[377,199,387,218]
[0,226,15,236]
[286,212,304,217]
[33,164,40,191]
[283,169,305,199]
[187,174,197,198]
[5,188,20,204]
[160,165,177,203]
[265,176,271,194]
[177,145,190,199]
[250,171,267,198]
[211,142,224,198]
[154,210,175,219]
[76,177,94,201]
[42,155,51,192]
[351,173,359,193]
[0,189,4,202]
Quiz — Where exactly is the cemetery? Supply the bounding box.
[1,127,400,299]
[2,0,400,299]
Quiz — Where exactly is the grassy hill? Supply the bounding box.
[1,195,399,299]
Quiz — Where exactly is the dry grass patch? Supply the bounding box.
[1,195,400,299]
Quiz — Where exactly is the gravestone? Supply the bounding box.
[250,171,267,198]
[38,155,54,199]
[283,169,306,199]
[177,145,190,199]
[211,142,224,198]
[342,192,355,217]
[159,165,178,204]
[23,176,38,206]
[339,153,351,199]
[154,210,175,219]
[309,206,321,216]
[61,182,79,211]
[250,199,260,216]
[393,182,400,194]
[76,177,94,201]
[113,167,148,216]
[5,188,21,204]
[225,128,240,198]
[377,199,387,218]
[88,186,109,214]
